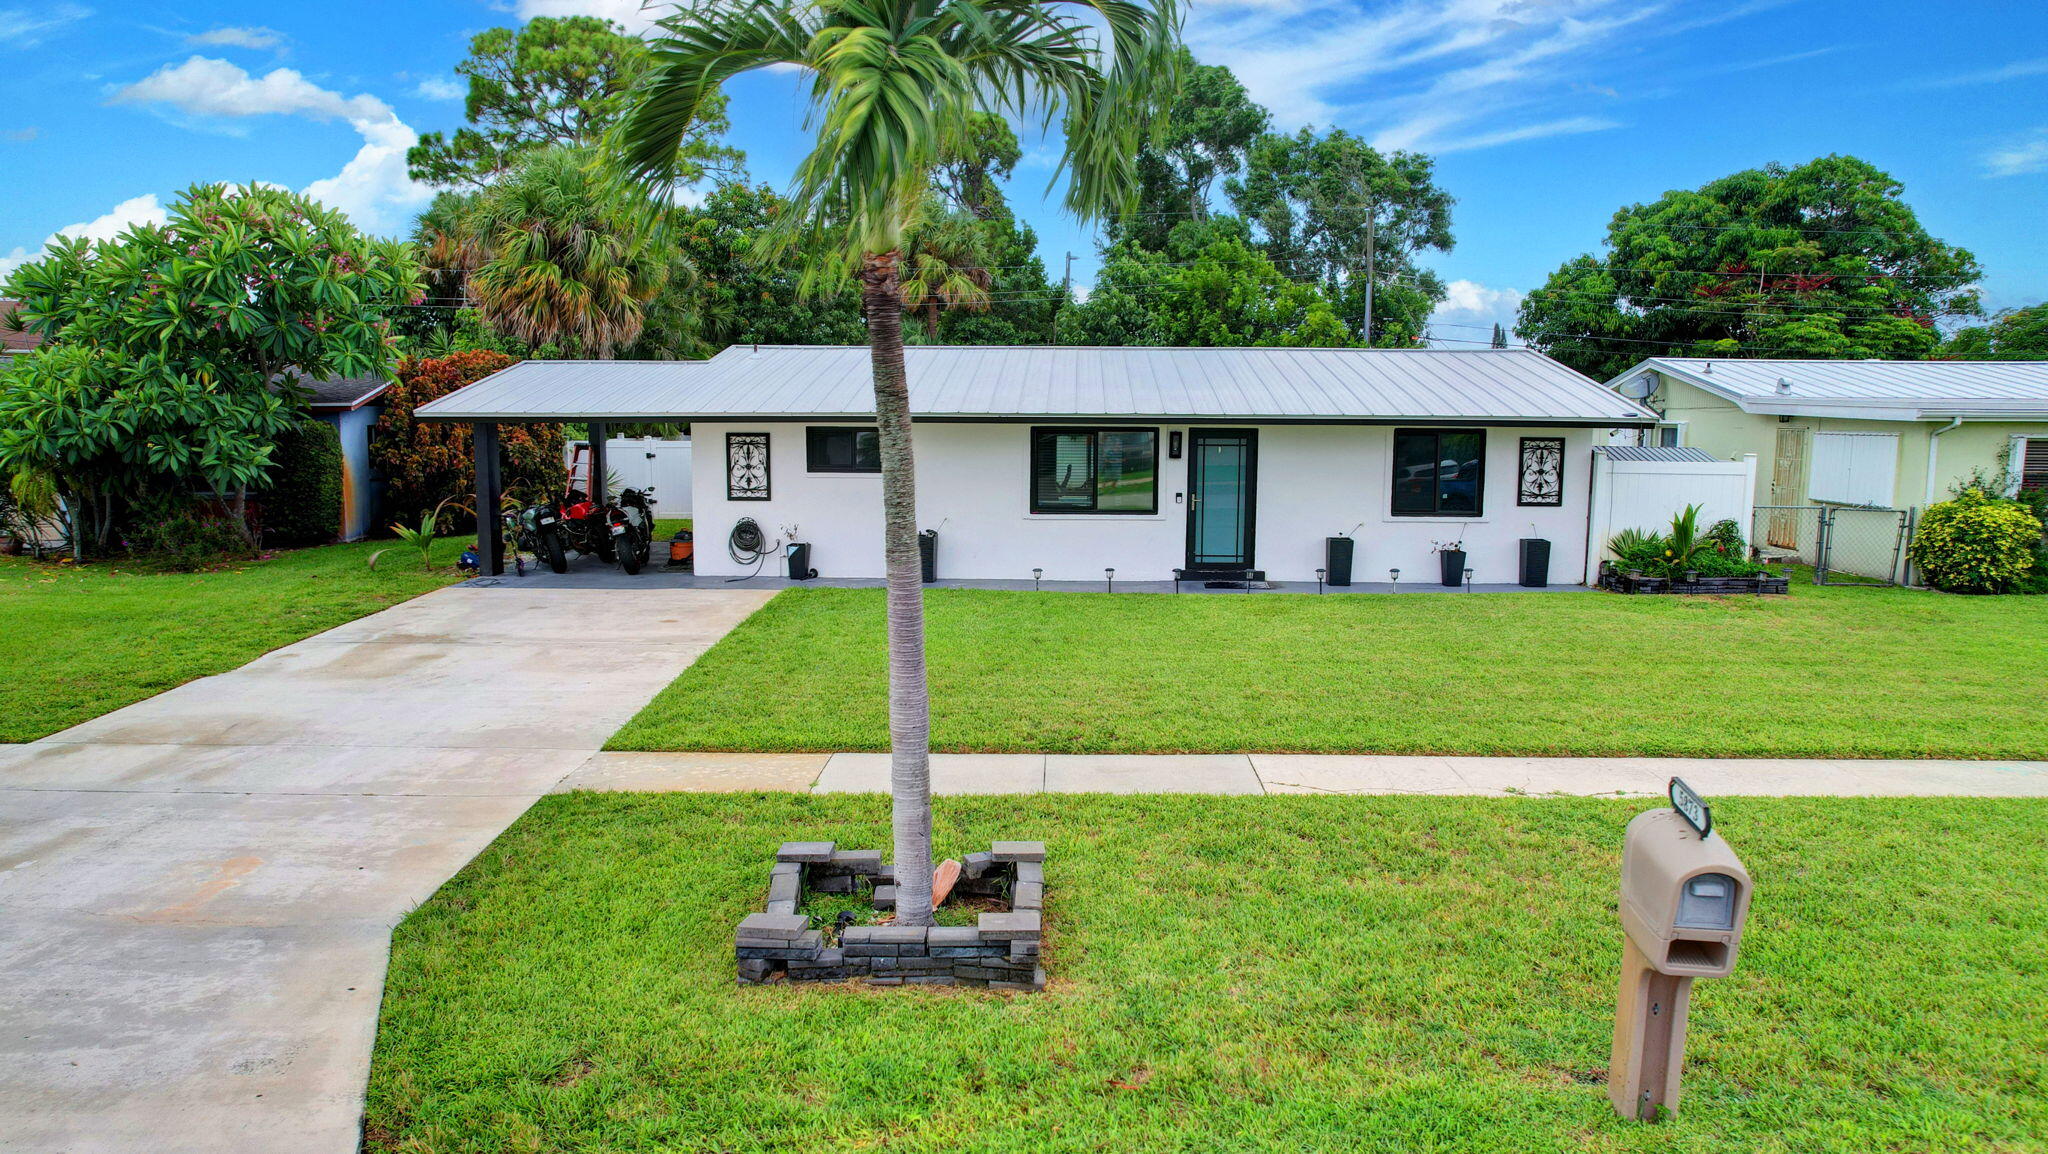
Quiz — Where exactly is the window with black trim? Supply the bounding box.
[1030,427,1158,514]
[1391,429,1485,516]
[806,426,881,473]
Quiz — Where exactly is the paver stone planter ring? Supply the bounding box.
[735,840,1047,990]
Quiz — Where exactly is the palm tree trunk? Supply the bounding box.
[861,249,936,928]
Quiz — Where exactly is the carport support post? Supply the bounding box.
[587,421,609,501]
[473,422,504,576]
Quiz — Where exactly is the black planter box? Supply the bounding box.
[1324,536,1354,586]
[1439,549,1466,587]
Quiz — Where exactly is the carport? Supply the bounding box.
[413,359,715,575]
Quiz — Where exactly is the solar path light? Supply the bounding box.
[1609,779,1752,1122]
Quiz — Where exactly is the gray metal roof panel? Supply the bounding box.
[1597,446,1722,463]
[415,345,1657,423]
[1635,357,2048,418]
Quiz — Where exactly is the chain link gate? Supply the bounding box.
[1751,505,1911,585]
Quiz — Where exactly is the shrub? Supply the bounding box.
[371,352,566,531]
[125,493,256,571]
[1609,512,1766,579]
[261,419,344,547]
[1907,488,2043,593]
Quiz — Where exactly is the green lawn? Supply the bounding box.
[0,540,467,743]
[608,584,2048,760]
[365,793,2048,1153]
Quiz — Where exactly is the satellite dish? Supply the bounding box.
[1618,375,1657,400]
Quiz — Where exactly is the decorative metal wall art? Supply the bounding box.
[727,432,771,500]
[1518,437,1565,506]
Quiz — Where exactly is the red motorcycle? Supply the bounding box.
[547,487,655,575]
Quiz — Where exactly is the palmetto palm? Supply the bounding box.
[612,0,1181,926]
[467,147,677,357]
[901,203,995,340]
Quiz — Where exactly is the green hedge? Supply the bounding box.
[262,419,344,547]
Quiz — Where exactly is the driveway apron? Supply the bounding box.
[0,585,772,1154]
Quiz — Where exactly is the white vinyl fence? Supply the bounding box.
[569,436,693,517]
[1584,447,1758,584]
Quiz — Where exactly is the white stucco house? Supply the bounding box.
[420,344,1659,584]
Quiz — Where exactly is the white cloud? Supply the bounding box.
[516,0,665,34]
[0,194,168,280]
[1912,55,2048,90]
[1984,129,2048,178]
[1183,0,1760,155]
[414,75,466,101]
[188,26,285,51]
[1428,278,1524,346]
[3,126,37,142]
[0,3,88,47]
[110,57,432,235]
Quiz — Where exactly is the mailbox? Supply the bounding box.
[1609,784,1751,1122]
[1618,809,1751,978]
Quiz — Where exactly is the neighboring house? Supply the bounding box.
[295,372,391,542]
[1608,359,2048,512]
[1,300,42,359]
[420,345,1658,584]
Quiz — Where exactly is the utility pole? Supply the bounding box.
[1062,251,1075,299]
[1361,210,1376,346]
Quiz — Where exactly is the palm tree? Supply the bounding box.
[611,0,1182,926]
[901,203,995,340]
[466,146,678,357]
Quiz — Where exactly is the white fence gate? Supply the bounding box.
[1584,447,1758,584]
[569,437,693,517]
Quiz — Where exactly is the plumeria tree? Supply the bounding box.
[0,183,419,551]
[611,0,1183,925]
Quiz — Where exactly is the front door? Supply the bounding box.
[1185,430,1257,572]
[1768,427,1805,548]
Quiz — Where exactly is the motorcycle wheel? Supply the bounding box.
[539,527,569,574]
[620,527,647,575]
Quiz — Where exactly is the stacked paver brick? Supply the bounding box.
[735,840,1046,990]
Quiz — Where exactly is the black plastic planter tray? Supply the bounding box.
[1600,570,1787,595]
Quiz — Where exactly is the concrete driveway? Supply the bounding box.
[0,584,772,1154]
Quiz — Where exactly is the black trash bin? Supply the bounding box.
[918,529,937,583]
[1519,537,1551,587]
[786,541,816,580]
[1324,536,1354,586]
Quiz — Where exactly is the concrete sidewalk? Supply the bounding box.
[0,585,773,1154]
[560,750,2048,797]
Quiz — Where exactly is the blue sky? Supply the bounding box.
[4,0,2046,345]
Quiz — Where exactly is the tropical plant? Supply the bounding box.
[372,351,566,530]
[1907,487,2042,594]
[0,183,419,552]
[900,203,995,340]
[611,0,1183,927]
[461,147,679,358]
[372,496,465,571]
[1664,503,1710,573]
[1056,221,1350,348]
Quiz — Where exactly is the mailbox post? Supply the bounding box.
[1610,780,1751,1121]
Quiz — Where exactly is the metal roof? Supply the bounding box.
[1618,357,2048,420]
[415,345,1656,425]
[1596,445,1722,463]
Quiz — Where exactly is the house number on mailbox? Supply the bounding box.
[1668,777,1712,839]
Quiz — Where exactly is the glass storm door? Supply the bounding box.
[1185,430,1257,571]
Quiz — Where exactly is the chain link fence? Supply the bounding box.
[1751,505,1911,585]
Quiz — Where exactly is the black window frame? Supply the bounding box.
[1029,426,1161,515]
[1391,428,1487,518]
[805,425,882,474]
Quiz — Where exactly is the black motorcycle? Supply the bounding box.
[505,499,570,574]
